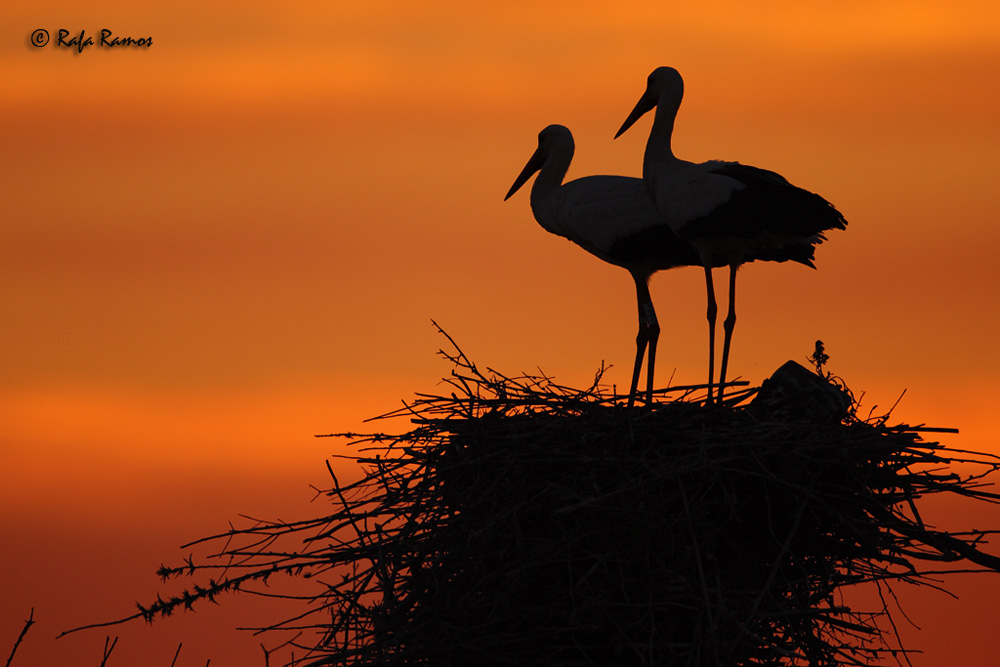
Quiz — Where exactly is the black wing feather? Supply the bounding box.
[686,163,848,243]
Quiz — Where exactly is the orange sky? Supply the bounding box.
[3,2,1000,665]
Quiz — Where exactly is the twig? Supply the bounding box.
[97,636,118,667]
[4,608,34,667]
[169,643,182,667]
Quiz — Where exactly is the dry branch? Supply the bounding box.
[4,609,34,667]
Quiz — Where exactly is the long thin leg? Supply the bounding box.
[644,300,659,405]
[627,273,658,407]
[627,325,648,408]
[718,263,738,404]
[704,264,718,406]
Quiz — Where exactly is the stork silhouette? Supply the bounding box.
[505,124,713,406]
[616,67,848,404]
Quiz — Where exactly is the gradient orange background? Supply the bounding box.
[3,2,1000,664]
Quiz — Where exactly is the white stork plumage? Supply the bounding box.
[504,124,711,407]
[615,66,848,405]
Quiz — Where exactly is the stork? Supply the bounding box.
[615,67,848,405]
[504,124,710,407]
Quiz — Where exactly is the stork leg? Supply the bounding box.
[703,264,718,406]
[717,263,738,405]
[644,299,659,405]
[627,273,659,407]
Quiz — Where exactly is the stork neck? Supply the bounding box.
[530,142,573,202]
[644,95,680,172]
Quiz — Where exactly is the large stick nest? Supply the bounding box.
[115,333,1000,667]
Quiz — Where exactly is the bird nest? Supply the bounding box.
[94,333,1000,667]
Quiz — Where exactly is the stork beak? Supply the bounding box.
[504,146,544,200]
[615,88,656,139]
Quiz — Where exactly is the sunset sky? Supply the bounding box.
[3,2,1000,665]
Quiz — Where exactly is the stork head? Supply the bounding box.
[615,66,684,139]
[504,124,575,200]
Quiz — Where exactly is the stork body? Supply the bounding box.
[505,124,711,406]
[616,67,848,404]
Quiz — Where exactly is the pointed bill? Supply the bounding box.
[615,89,656,139]
[504,147,544,200]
